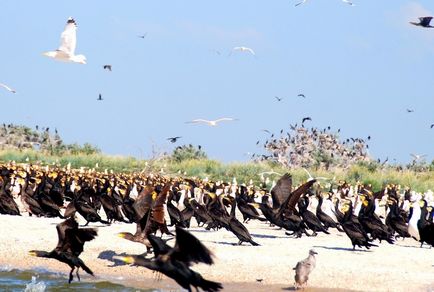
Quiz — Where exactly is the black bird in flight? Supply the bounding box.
[298,93,306,98]
[28,217,97,283]
[167,136,182,143]
[430,124,434,129]
[302,117,312,124]
[97,94,103,101]
[137,33,148,39]
[406,109,414,113]
[410,17,434,28]
[118,226,222,292]
[275,96,283,102]
[103,65,112,71]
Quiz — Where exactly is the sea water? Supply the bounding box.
[0,267,155,291]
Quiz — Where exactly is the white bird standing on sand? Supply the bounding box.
[293,249,317,289]
[43,17,87,64]
[0,83,16,94]
[186,118,238,126]
[230,46,256,56]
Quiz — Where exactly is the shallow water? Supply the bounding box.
[0,268,153,292]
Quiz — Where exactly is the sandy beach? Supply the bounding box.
[0,214,432,292]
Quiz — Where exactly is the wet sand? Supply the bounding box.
[0,214,432,291]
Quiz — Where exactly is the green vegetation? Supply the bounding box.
[0,148,432,192]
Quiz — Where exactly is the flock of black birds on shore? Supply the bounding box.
[0,162,432,290]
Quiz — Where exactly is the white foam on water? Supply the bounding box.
[24,275,46,292]
[0,264,14,272]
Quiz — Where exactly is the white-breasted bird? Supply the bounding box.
[43,17,86,64]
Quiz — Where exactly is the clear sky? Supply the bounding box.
[1,1,433,164]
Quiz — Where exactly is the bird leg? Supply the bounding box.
[69,267,75,284]
[76,267,81,282]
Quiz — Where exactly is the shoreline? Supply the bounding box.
[0,215,433,291]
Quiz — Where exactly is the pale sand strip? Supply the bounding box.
[0,214,432,291]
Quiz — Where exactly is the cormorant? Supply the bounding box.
[29,217,97,283]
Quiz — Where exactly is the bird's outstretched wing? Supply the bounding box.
[0,83,16,93]
[214,117,236,123]
[295,0,308,6]
[172,226,214,266]
[186,119,211,124]
[279,179,316,214]
[420,17,433,26]
[270,173,292,208]
[58,17,77,55]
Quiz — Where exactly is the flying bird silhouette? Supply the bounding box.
[97,94,103,101]
[186,118,237,126]
[103,65,112,71]
[410,17,434,28]
[167,137,182,143]
[302,117,312,124]
[275,96,284,102]
[0,83,16,94]
[406,109,414,113]
[43,17,86,64]
[430,124,434,129]
[137,33,148,38]
[298,94,306,98]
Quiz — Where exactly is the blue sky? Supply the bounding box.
[0,1,433,163]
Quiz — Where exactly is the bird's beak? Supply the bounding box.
[28,251,37,257]
[117,256,134,264]
[117,233,126,238]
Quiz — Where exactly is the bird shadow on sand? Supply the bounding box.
[251,233,287,239]
[281,286,297,291]
[208,240,253,246]
[98,250,131,267]
[312,245,372,253]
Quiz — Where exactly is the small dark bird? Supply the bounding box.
[28,217,97,283]
[137,33,148,38]
[103,65,112,71]
[367,136,371,140]
[275,96,283,101]
[430,124,434,129]
[302,117,312,124]
[97,94,103,101]
[298,93,306,98]
[406,109,414,113]
[256,279,264,283]
[410,17,434,28]
[168,136,182,143]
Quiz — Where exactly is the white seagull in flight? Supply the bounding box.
[230,46,256,56]
[0,83,16,94]
[43,17,86,64]
[186,118,238,126]
[296,0,354,6]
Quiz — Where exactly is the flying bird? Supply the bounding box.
[262,129,271,134]
[103,65,112,71]
[302,117,312,124]
[230,46,256,56]
[43,17,86,64]
[0,83,16,94]
[293,249,317,289]
[406,109,414,113]
[297,94,306,98]
[186,118,237,126]
[410,153,427,162]
[28,217,97,283]
[275,96,284,102]
[430,124,434,129]
[137,33,148,39]
[410,17,434,28]
[167,136,182,143]
[97,94,103,101]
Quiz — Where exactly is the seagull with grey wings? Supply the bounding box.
[186,118,238,127]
